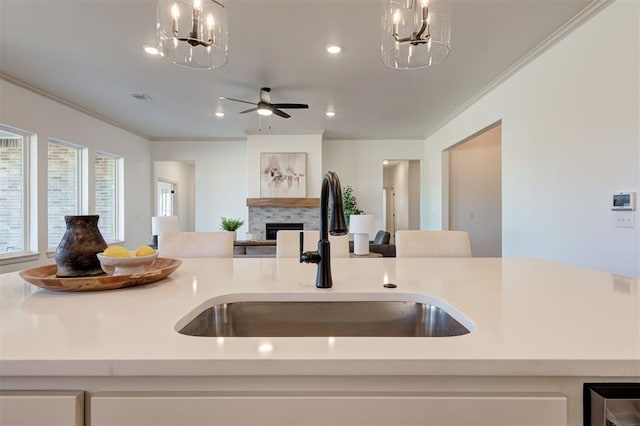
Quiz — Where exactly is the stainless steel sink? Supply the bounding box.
[178,300,471,337]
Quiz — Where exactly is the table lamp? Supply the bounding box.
[151,216,179,248]
[349,214,374,256]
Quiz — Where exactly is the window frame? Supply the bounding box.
[94,151,123,243]
[47,138,86,250]
[0,124,36,262]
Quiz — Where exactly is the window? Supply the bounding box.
[157,180,176,216]
[95,152,122,242]
[48,140,83,248]
[0,127,29,255]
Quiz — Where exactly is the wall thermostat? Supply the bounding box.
[612,192,635,211]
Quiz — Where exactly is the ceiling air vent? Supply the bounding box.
[130,93,150,101]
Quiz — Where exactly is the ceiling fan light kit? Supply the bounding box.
[157,0,228,70]
[381,0,451,70]
[220,87,309,125]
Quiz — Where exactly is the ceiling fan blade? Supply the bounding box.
[239,107,259,114]
[219,96,257,106]
[271,108,291,119]
[272,103,309,109]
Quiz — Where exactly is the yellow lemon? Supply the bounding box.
[135,245,155,257]
[103,246,131,258]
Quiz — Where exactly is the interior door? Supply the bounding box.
[157,180,176,217]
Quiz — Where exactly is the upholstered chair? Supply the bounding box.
[158,231,234,258]
[372,230,391,244]
[395,230,472,258]
[276,230,350,258]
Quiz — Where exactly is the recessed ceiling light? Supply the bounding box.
[326,45,341,54]
[143,45,160,55]
[215,112,224,118]
[382,160,389,165]
[326,111,336,117]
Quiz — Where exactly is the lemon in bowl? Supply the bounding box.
[103,245,131,258]
[135,245,155,257]
[97,245,158,275]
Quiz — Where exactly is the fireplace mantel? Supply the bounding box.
[246,198,320,208]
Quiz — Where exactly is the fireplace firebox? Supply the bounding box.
[265,223,304,240]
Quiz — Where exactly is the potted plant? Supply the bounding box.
[220,217,244,240]
[342,185,364,224]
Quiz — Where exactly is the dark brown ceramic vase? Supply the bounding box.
[55,215,108,277]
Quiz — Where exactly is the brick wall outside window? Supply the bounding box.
[0,138,24,253]
[48,142,79,248]
[95,153,116,240]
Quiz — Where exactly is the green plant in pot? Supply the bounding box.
[342,185,364,224]
[220,217,244,239]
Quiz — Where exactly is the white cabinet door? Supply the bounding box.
[0,391,83,426]
[91,392,566,426]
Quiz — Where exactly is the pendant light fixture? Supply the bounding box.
[156,0,228,70]
[381,0,451,70]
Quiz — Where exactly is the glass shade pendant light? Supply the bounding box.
[157,0,228,70]
[381,0,451,70]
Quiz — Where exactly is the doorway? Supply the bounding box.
[383,160,420,243]
[154,160,196,232]
[447,123,502,257]
[157,180,176,217]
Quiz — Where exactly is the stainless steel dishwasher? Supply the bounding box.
[584,383,640,426]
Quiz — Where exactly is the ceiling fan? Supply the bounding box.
[219,87,309,119]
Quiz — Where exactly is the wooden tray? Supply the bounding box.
[19,258,182,292]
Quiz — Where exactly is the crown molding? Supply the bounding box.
[149,137,246,142]
[1,73,151,140]
[424,0,614,140]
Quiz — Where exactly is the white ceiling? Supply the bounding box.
[0,0,595,141]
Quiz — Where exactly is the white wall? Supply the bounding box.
[151,141,248,235]
[323,139,424,235]
[393,161,410,231]
[424,1,639,277]
[247,134,323,198]
[152,138,424,240]
[448,124,502,257]
[154,161,195,231]
[408,160,421,230]
[0,79,152,274]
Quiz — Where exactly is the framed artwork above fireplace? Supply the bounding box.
[260,152,306,198]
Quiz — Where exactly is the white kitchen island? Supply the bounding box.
[1,257,638,425]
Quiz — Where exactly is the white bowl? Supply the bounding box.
[97,251,158,276]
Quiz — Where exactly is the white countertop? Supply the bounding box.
[1,258,638,378]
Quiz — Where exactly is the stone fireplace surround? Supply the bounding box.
[248,207,319,240]
[247,198,321,240]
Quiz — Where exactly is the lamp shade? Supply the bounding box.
[349,214,373,235]
[350,214,374,256]
[349,214,374,235]
[151,216,179,236]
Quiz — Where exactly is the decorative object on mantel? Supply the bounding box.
[260,152,306,198]
[349,214,375,256]
[381,0,451,70]
[54,215,108,277]
[156,0,228,70]
[342,185,364,224]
